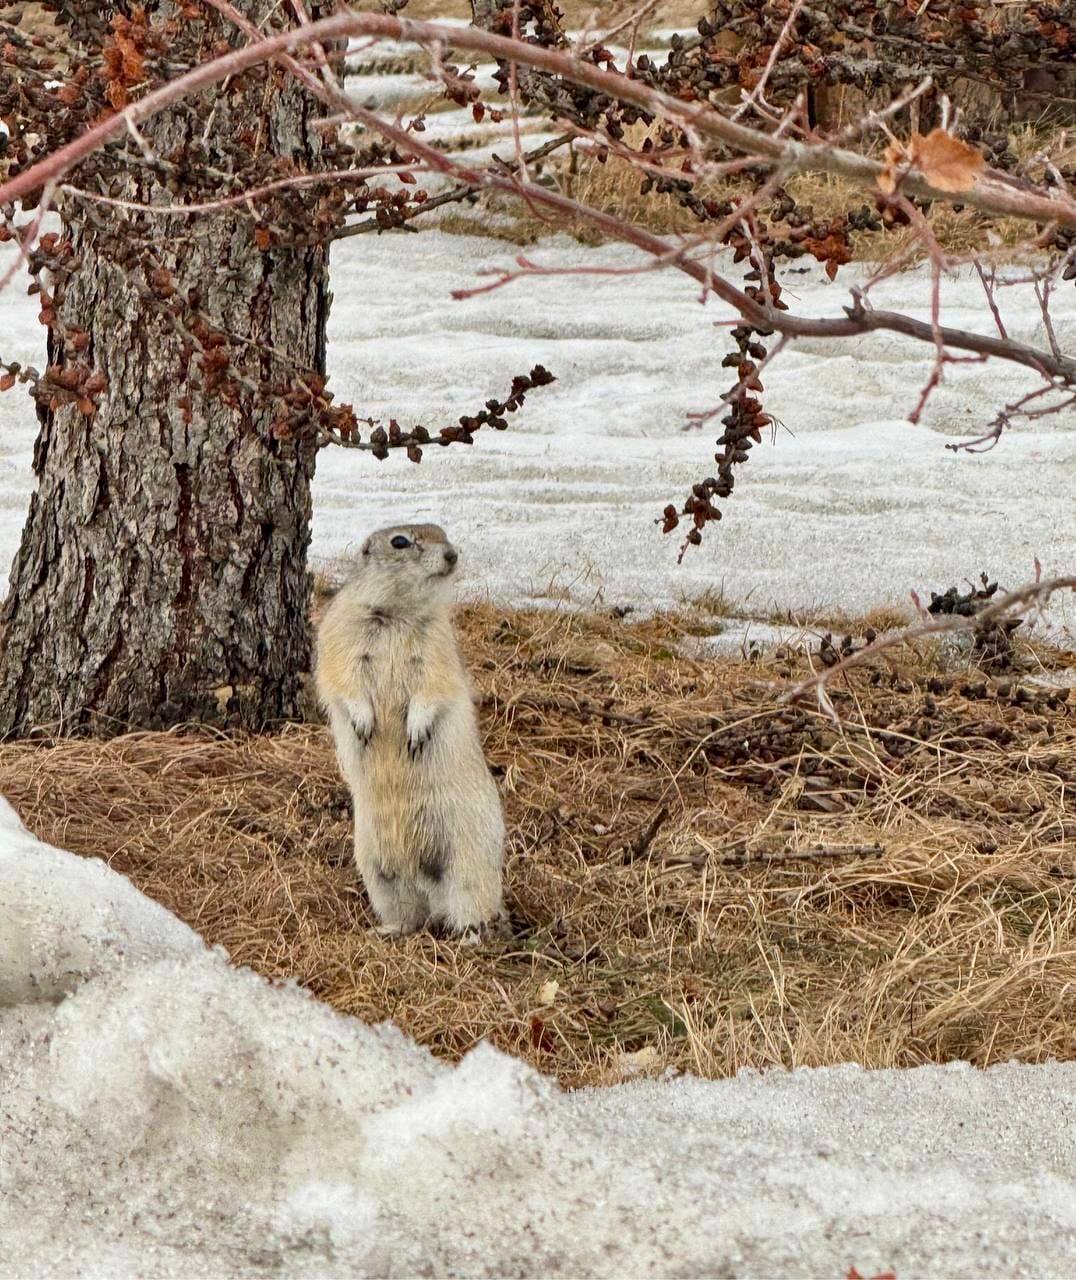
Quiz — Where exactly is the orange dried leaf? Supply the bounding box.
[878,129,983,195]
[911,127,984,192]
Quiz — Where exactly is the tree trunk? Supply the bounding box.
[0,3,330,737]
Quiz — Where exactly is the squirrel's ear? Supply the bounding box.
[361,539,371,557]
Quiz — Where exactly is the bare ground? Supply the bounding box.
[2,602,1074,1088]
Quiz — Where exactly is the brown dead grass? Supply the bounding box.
[686,585,914,636]
[2,602,1074,1088]
[443,142,1042,260]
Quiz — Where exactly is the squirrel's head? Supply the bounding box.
[358,523,459,606]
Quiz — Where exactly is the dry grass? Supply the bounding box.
[3,602,1074,1088]
[439,141,1047,259]
[686,585,914,636]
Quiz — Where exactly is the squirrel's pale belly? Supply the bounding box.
[353,711,447,876]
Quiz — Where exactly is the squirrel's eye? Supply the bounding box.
[390,535,411,550]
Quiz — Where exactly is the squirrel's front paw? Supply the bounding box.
[406,703,439,758]
[346,698,376,748]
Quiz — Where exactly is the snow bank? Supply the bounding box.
[0,797,197,1005]
[3,810,1076,1278]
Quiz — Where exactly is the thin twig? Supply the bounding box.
[621,805,670,863]
[732,0,806,123]
[59,166,417,217]
[781,575,1076,708]
[714,842,885,867]
[0,181,57,296]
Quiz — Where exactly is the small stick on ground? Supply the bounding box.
[715,842,886,867]
[621,805,670,863]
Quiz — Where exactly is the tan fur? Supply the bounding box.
[315,524,505,935]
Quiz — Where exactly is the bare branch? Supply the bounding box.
[781,576,1076,707]
[59,167,420,218]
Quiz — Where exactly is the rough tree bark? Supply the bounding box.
[0,2,331,736]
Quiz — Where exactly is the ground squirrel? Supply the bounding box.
[315,523,505,936]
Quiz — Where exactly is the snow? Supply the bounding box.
[0,798,197,1005]
[314,232,1075,621]
[4,807,1076,1278]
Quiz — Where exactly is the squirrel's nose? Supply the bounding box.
[444,547,459,568]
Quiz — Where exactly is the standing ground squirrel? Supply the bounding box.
[315,523,505,936]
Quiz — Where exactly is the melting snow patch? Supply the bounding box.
[1,235,1074,619]
[3,819,1076,1278]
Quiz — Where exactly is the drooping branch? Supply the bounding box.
[28,3,1060,405]
[326,99,1076,387]
[316,365,555,457]
[6,8,1072,396]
